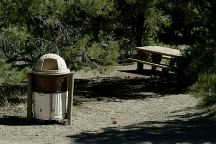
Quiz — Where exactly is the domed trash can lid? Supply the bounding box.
[33,53,70,75]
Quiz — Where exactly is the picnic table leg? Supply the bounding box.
[162,68,169,76]
[137,62,143,71]
[136,50,146,71]
[151,53,162,71]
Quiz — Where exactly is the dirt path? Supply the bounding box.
[0,63,216,144]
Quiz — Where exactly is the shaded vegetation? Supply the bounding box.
[190,74,216,107]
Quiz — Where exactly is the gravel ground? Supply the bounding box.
[0,63,215,144]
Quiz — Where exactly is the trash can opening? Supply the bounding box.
[42,58,58,71]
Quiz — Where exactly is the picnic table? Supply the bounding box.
[129,46,181,73]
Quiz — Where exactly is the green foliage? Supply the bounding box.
[0,0,119,69]
[114,0,172,62]
[0,59,26,106]
[0,26,59,66]
[0,60,25,85]
[174,40,216,84]
[0,0,178,67]
[77,0,115,16]
[0,0,63,65]
[144,9,171,45]
[63,35,119,70]
[158,0,208,45]
[0,26,30,60]
[191,73,216,107]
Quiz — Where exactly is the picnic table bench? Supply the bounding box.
[130,46,181,73]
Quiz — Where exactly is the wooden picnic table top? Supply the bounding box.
[136,46,181,57]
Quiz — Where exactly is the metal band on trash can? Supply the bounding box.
[32,74,68,93]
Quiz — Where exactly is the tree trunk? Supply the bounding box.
[92,16,102,42]
[135,13,145,47]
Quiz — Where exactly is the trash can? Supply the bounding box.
[28,54,71,121]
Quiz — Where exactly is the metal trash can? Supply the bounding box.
[27,54,73,122]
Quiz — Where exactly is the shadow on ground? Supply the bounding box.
[0,116,61,126]
[69,111,216,144]
[71,70,216,143]
[74,70,187,100]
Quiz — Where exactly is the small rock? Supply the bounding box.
[112,120,117,124]
[111,117,117,124]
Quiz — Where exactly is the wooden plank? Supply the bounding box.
[162,55,172,59]
[27,73,33,119]
[136,46,181,57]
[67,73,74,126]
[128,58,169,69]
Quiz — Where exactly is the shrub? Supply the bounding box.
[190,73,216,108]
[0,25,60,68]
[63,35,119,70]
[173,43,216,85]
[0,60,26,106]
[0,60,26,85]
